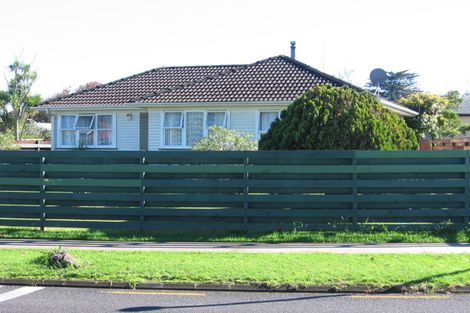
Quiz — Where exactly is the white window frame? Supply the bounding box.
[161,110,228,149]
[59,115,77,148]
[162,111,185,149]
[58,113,116,149]
[96,115,115,147]
[256,110,281,139]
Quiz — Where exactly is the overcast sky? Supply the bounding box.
[0,0,469,98]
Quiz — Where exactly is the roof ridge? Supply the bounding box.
[277,55,363,91]
[41,63,246,105]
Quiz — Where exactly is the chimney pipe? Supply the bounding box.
[290,41,296,59]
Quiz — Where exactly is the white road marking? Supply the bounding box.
[0,287,45,303]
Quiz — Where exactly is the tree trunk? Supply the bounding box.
[15,118,20,141]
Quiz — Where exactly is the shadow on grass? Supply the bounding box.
[1,226,470,244]
[386,267,470,292]
[118,294,345,312]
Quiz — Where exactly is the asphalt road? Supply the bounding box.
[2,239,470,253]
[0,285,469,313]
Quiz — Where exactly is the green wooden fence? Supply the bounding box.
[0,150,469,231]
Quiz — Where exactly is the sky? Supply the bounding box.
[0,0,469,99]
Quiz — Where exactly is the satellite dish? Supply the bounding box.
[370,68,387,85]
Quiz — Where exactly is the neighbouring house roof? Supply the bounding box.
[40,55,417,116]
[456,95,470,116]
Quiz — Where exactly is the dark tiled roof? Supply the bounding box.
[41,65,243,108]
[41,56,355,108]
[136,56,357,103]
[456,95,470,115]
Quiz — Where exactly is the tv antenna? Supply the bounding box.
[370,68,387,95]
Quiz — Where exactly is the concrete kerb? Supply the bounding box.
[0,278,469,294]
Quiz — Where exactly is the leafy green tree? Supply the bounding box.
[192,126,257,151]
[367,70,419,101]
[399,92,463,140]
[0,91,12,131]
[2,58,41,140]
[259,85,418,150]
[445,90,464,110]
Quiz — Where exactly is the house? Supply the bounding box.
[456,94,470,126]
[40,55,417,150]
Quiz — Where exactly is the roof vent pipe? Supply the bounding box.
[290,41,296,59]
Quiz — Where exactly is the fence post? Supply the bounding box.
[465,152,469,225]
[139,155,146,232]
[352,153,358,229]
[243,153,249,227]
[39,155,46,231]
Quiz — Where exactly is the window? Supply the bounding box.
[59,114,115,148]
[163,112,183,147]
[97,115,113,146]
[206,112,226,129]
[75,115,95,146]
[162,111,227,148]
[257,111,280,138]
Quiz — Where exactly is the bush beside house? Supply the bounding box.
[259,85,418,150]
[192,126,257,151]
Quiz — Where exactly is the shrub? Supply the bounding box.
[259,85,418,150]
[0,130,18,150]
[192,126,257,151]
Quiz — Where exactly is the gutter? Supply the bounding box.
[39,100,417,117]
[378,98,418,117]
[38,101,293,111]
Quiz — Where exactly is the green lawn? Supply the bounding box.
[1,249,470,291]
[1,226,470,243]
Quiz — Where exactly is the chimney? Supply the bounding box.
[290,41,296,59]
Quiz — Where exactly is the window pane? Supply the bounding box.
[163,112,183,127]
[259,112,278,132]
[165,129,182,146]
[78,130,94,146]
[61,130,75,146]
[97,115,112,129]
[60,116,75,129]
[186,112,204,146]
[206,112,226,127]
[76,116,94,128]
[98,130,112,146]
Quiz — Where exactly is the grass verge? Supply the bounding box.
[1,226,470,243]
[2,249,470,291]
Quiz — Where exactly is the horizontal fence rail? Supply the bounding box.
[0,150,469,231]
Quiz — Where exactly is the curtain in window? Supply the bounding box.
[78,130,94,146]
[206,112,226,128]
[259,112,278,132]
[60,116,75,129]
[97,115,112,129]
[61,131,75,146]
[186,112,204,146]
[163,112,183,127]
[60,116,76,146]
[98,131,112,145]
[165,129,182,146]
